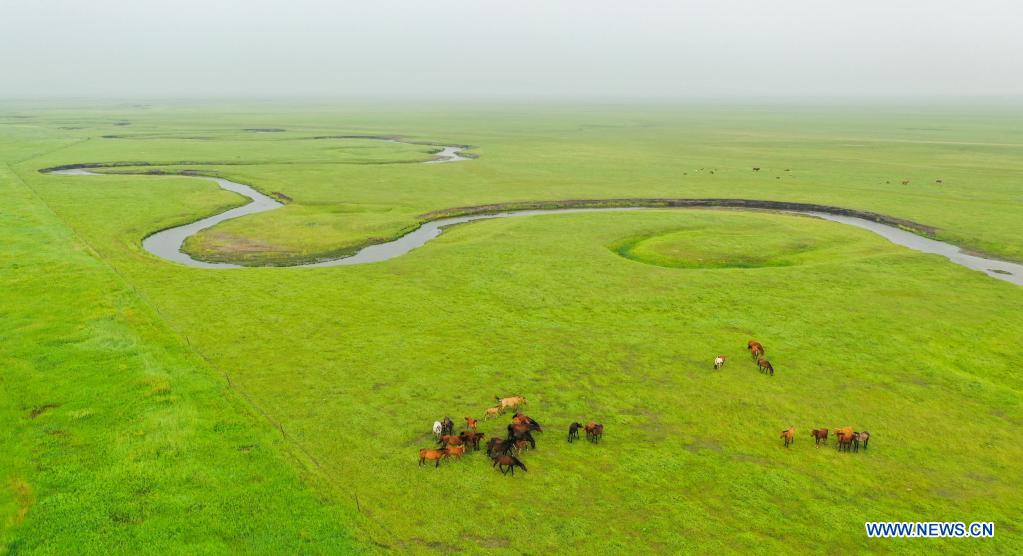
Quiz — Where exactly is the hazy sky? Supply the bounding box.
[2,0,1020,98]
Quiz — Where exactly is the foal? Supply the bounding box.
[810,428,829,446]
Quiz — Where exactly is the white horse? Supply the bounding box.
[713,355,727,370]
[432,420,443,439]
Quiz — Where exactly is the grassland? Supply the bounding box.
[3,101,1022,553]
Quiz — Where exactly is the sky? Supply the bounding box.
[1,0,1020,99]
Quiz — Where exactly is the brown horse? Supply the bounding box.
[464,416,478,431]
[835,427,854,452]
[491,454,528,475]
[781,427,795,448]
[810,428,829,446]
[483,406,504,420]
[757,358,774,376]
[513,439,531,454]
[459,431,486,451]
[584,422,604,443]
[446,445,466,460]
[748,340,764,359]
[419,448,448,467]
[512,414,542,432]
[496,396,527,410]
[437,434,463,447]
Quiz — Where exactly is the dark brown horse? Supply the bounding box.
[810,428,829,446]
[757,358,774,376]
[459,431,486,451]
[748,340,765,359]
[512,413,541,429]
[486,437,513,457]
[584,422,604,443]
[781,427,795,448]
[441,416,455,436]
[567,422,583,443]
[507,425,538,450]
[491,454,528,475]
[419,448,448,467]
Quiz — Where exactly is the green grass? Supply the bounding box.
[2,101,1022,553]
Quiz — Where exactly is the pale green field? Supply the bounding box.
[2,101,1022,553]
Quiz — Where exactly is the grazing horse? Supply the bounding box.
[437,434,463,447]
[857,431,870,451]
[441,416,455,436]
[757,358,774,376]
[491,454,528,475]
[835,428,854,452]
[464,416,478,431]
[584,422,604,443]
[459,431,485,451]
[810,428,829,446]
[714,355,727,370]
[446,445,466,460]
[432,421,443,440]
[753,167,761,172]
[483,406,504,420]
[567,422,583,443]
[901,179,910,185]
[496,396,527,410]
[487,437,513,457]
[748,341,764,359]
[419,448,448,467]
[781,427,795,448]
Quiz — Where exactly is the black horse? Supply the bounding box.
[440,416,455,436]
[567,422,583,443]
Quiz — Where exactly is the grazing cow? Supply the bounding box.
[568,422,583,443]
[714,355,727,370]
[419,448,448,467]
[446,445,466,460]
[437,434,463,448]
[483,406,503,420]
[464,416,478,431]
[496,396,527,410]
[432,421,443,440]
[810,428,829,446]
[747,340,764,359]
[781,427,795,448]
[459,431,486,451]
[757,358,774,376]
[492,454,528,475]
[584,422,604,443]
[441,416,455,436]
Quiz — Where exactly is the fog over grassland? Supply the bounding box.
[1,0,1022,99]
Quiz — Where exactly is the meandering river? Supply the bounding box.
[46,144,1022,285]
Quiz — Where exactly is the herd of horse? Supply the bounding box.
[419,396,604,474]
[714,340,774,375]
[724,340,872,452]
[783,426,871,452]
